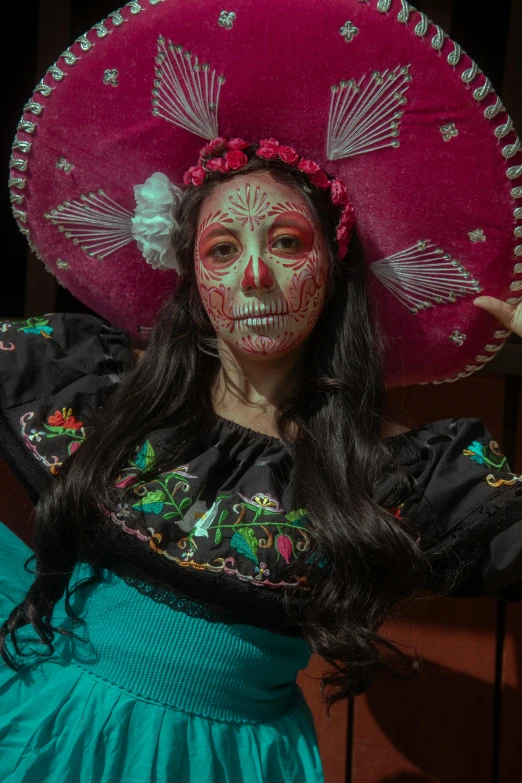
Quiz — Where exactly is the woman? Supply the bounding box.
[2,1,522,781]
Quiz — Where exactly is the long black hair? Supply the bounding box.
[1,148,445,715]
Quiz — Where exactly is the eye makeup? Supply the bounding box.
[267,212,315,256]
[199,213,315,254]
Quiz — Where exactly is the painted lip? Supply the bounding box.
[234,313,291,331]
[235,312,289,320]
[235,300,288,319]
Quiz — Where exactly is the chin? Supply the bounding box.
[223,330,309,358]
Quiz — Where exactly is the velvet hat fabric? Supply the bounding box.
[8,0,522,386]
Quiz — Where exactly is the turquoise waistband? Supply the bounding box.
[17,564,312,724]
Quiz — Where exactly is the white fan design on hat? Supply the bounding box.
[152,36,226,140]
[44,173,183,272]
[369,241,482,313]
[326,65,411,160]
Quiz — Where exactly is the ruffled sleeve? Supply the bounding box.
[0,313,133,504]
[395,418,522,602]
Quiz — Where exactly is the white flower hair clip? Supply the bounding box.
[131,172,184,272]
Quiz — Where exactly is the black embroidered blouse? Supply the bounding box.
[1,312,522,637]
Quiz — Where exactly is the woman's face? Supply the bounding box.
[194,171,329,359]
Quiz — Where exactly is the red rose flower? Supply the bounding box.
[256,138,280,159]
[183,166,206,186]
[297,159,321,175]
[339,204,355,229]
[309,170,330,190]
[225,149,248,170]
[183,166,195,185]
[256,146,279,160]
[330,178,349,206]
[336,210,353,259]
[277,146,300,165]
[336,224,349,242]
[206,157,231,173]
[192,166,207,185]
[200,137,229,157]
[228,138,250,150]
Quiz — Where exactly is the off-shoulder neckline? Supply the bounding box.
[213,412,413,444]
[213,413,284,443]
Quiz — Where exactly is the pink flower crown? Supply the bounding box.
[182,137,355,260]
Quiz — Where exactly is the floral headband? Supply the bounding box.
[183,137,355,260]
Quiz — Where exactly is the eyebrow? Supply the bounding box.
[198,214,314,244]
[198,224,237,242]
[270,216,311,229]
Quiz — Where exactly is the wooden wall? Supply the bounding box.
[2,1,522,782]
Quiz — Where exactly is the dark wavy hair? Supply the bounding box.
[1,148,446,716]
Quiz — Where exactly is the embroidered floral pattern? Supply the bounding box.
[0,316,54,349]
[108,438,315,589]
[468,228,486,243]
[104,69,119,87]
[20,408,86,475]
[440,122,459,141]
[339,21,359,42]
[15,316,54,339]
[0,322,16,351]
[56,157,75,175]
[449,330,466,346]
[218,10,236,29]
[46,407,84,432]
[463,440,522,486]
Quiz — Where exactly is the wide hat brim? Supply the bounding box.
[9,0,522,387]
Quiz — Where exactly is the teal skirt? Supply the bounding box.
[0,522,324,782]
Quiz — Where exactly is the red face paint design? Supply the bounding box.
[195,172,328,357]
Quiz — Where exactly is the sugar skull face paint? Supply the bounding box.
[195,171,329,358]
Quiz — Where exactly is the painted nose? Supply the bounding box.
[241,255,275,292]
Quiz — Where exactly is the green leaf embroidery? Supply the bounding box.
[135,441,157,472]
[213,510,229,547]
[286,508,309,525]
[231,527,259,564]
[160,471,185,484]
[131,490,165,512]
[179,497,192,512]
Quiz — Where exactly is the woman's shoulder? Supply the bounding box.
[0,312,133,501]
[394,416,522,601]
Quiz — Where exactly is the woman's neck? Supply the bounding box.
[211,341,305,437]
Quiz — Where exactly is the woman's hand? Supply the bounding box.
[473,297,522,338]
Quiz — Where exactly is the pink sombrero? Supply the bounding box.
[8,0,522,386]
